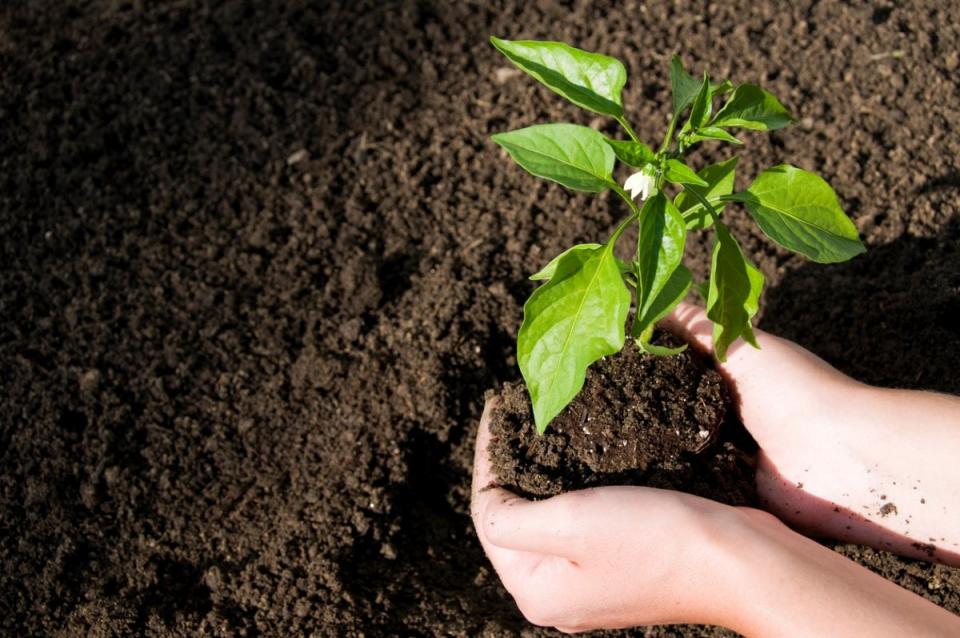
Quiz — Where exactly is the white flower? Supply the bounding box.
[624,165,657,201]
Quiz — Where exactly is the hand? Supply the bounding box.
[471,398,960,636]
[662,301,865,505]
[663,302,960,565]
[470,399,743,632]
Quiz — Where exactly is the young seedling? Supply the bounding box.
[490,37,866,433]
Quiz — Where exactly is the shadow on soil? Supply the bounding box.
[335,426,526,633]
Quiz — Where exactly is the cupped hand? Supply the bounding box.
[662,302,870,526]
[662,301,866,460]
[662,302,960,563]
[470,399,747,633]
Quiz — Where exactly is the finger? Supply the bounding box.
[470,398,541,548]
[471,399,587,560]
[476,488,599,558]
[660,301,714,355]
[471,397,499,501]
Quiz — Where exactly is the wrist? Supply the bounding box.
[704,506,825,636]
[703,504,960,637]
[663,502,781,631]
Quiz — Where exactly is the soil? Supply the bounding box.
[489,331,756,507]
[1,1,959,637]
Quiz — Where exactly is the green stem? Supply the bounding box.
[603,183,642,251]
[682,194,727,218]
[610,182,642,216]
[658,114,679,154]
[716,193,745,203]
[680,184,721,223]
[608,208,640,245]
[616,116,641,143]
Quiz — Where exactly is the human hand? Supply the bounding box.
[472,396,960,636]
[470,399,744,633]
[663,302,960,564]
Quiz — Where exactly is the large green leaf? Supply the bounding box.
[491,37,627,118]
[518,244,630,432]
[733,164,866,263]
[675,157,739,230]
[669,56,702,118]
[633,194,687,341]
[491,124,615,192]
[706,222,764,362]
[605,138,656,168]
[712,84,792,131]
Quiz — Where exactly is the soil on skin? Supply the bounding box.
[2,1,960,637]
[489,332,756,506]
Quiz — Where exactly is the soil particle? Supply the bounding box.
[880,503,898,517]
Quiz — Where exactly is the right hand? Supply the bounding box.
[661,303,886,544]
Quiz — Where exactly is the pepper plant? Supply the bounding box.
[490,37,866,432]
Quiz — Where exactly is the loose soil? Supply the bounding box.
[489,332,756,507]
[2,1,959,637]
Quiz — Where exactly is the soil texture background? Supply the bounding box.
[2,1,959,636]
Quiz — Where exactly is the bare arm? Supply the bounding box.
[719,508,960,637]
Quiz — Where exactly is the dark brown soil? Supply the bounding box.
[2,1,959,637]
[489,331,756,507]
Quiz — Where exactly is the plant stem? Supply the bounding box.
[610,182,641,216]
[608,209,640,245]
[658,114,679,153]
[680,184,721,223]
[616,116,641,143]
[603,183,642,249]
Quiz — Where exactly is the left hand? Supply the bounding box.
[470,398,751,633]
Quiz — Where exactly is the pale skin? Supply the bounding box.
[471,302,960,635]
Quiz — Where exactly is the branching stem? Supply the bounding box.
[616,116,641,143]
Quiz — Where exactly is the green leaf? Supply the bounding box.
[632,194,688,339]
[732,164,866,263]
[518,244,630,432]
[706,222,764,362]
[669,56,702,118]
[663,159,708,187]
[686,126,743,146]
[712,84,792,131]
[675,157,739,230]
[688,73,712,129]
[669,57,731,119]
[492,124,615,192]
[491,37,627,118]
[530,243,602,280]
[606,138,656,168]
